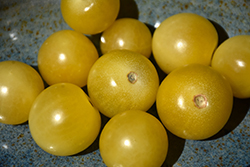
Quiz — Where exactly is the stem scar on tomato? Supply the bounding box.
[193,94,207,109]
[127,71,138,84]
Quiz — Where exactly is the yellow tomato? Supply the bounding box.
[38,30,99,87]
[152,13,218,74]
[0,61,44,125]
[29,83,101,156]
[61,0,120,35]
[100,18,152,58]
[87,50,159,118]
[99,110,168,167]
[156,64,233,140]
[211,35,250,98]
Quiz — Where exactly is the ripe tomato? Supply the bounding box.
[61,0,120,35]
[152,13,218,74]
[0,61,44,125]
[156,64,233,140]
[211,35,250,98]
[87,50,159,118]
[38,30,99,87]
[99,110,168,167]
[100,18,152,58]
[29,83,101,156]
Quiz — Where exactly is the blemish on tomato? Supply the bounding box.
[193,94,207,109]
[127,71,138,84]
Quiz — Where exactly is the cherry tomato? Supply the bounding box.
[38,30,99,87]
[211,35,250,98]
[99,110,168,167]
[100,18,152,58]
[0,61,44,125]
[152,13,218,74]
[29,83,101,156]
[61,0,120,35]
[156,64,233,140]
[87,50,159,118]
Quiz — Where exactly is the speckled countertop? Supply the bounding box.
[0,0,250,166]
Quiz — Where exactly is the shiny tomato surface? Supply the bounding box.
[87,50,159,118]
[61,0,120,35]
[29,83,101,156]
[211,35,250,98]
[157,64,233,140]
[152,13,218,74]
[38,30,99,87]
[99,110,168,167]
[100,18,152,58]
[0,61,44,125]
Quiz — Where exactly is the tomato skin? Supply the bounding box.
[99,110,168,167]
[211,35,250,98]
[156,64,233,140]
[0,61,44,125]
[100,18,152,58]
[38,30,99,87]
[61,0,120,35]
[87,50,159,118]
[29,83,101,156]
[152,13,218,74]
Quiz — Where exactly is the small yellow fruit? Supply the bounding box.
[0,61,44,125]
[211,35,250,98]
[88,50,159,118]
[38,30,99,87]
[157,64,233,140]
[152,13,218,74]
[61,0,120,35]
[100,18,152,58]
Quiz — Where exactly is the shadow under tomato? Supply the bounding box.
[149,52,167,84]
[82,85,88,95]
[145,23,167,83]
[145,23,156,36]
[15,121,28,126]
[87,33,103,57]
[204,97,250,141]
[117,0,139,20]
[162,130,186,167]
[147,103,185,167]
[209,19,229,47]
[73,113,110,156]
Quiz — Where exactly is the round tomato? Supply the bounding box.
[100,18,152,58]
[99,110,168,167]
[211,35,250,98]
[29,83,101,156]
[38,30,99,87]
[152,13,218,74]
[156,64,233,140]
[87,50,159,118]
[61,0,120,35]
[0,61,44,125]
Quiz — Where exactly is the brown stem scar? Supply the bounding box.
[127,71,138,84]
[193,94,207,109]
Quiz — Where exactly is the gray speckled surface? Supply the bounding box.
[1,0,250,167]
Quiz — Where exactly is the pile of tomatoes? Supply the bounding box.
[0,0,249,166]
